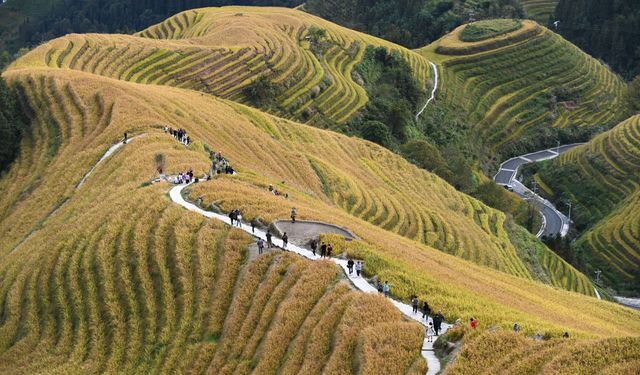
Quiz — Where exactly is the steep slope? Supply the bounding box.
[446,329,640,374]
[7,9,593,294]
[4,66,639,342]
[418,20,628,161]
[0,69,427,374]
[532,115,640,293]
[10,6,431,126]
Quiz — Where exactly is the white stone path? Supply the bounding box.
[170,183,450,374]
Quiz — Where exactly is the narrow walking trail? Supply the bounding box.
[169,183,450,374]
[77,134,145,188]
[416,61,439,121]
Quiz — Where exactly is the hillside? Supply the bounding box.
[418,19,628,164]
[10,6,431,127]
[0,69,431,373]
[520,0,558,23]
[445,329,640,374]
[530,115,640,293]
[4,62,640,337]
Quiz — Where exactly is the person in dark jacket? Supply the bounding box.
[433,311,444,336]
[422,301,431,321]
[310,239,318,256]
[266,231,273,249]
[320,242,327,258]
[282,232,288,249]
[347,259,354,275]
[411,296,419,314]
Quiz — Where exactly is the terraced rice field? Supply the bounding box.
[1,64,638,348]
[0,70,427,374]
[535,115,640,288]
[2,24,640,372]
[521,0,559,23]
[446,329,640,374]
[10,6,431,126]
[418,20,627,157]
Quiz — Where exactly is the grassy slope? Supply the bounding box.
[3,66,639,343]
[520,0,559,23]
[534,115,640,291]
[9,6,431,126]
[417,20,627,160]
[445,328,640,374]
[0,68,427,374]
[7,7,589,293]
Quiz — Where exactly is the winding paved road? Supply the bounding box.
[494,144,583,238]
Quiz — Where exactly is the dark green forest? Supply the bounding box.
[0,77,28,173]
[305,0,524,49]
[555,0,640,79]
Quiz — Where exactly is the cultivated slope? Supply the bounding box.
[533,115,640,292]
[521,0,559,23]
[418,20,627,158]
[4,67,639,341]
[446,329,640,374]
[9,17,593,292]
[0,69,427,374]
[10,6,431,126]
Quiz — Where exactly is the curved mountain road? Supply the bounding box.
[494,144,583,238]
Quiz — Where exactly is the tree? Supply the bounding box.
[361,120,391,147]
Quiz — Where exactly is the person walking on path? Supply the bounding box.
[327,244,333,258]
[513,323,520,333]
[355,261,363,277]
[320,242,327,258]
[347,259,354,275]
[411,296,419,314]
[377,281,383,294]
[383,281,390,298]
[470,318,478,330]
[266,231,273,249]
[235,209,242,227]
[257,238,265,255]
[251,218,258,233]
[426,322,436,343]
[310,239,317,256]
[229,211,236,226]
[433,311,444,335]
[422,301,431,321]
[282,233,288,249]
[290,207,297,223]
[123,132,128,144]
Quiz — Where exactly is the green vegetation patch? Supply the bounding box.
[460,19,522,42]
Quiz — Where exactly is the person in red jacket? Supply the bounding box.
[470,317,478,329]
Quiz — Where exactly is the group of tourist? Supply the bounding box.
[210,151,235,176]
[346,258,364,276]
[268,184,289,199]
[173,170,195,184]
[165,126,191,146]
[228,209,243,227]
[309,239,335,258]
[409,295,446,340]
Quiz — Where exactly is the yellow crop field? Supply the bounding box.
[0,69,426,372]
[445,329,640,374]
[418,20,627,156]
[534,115,640,290]
[10,6,431,126]
[3,66,637,342]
